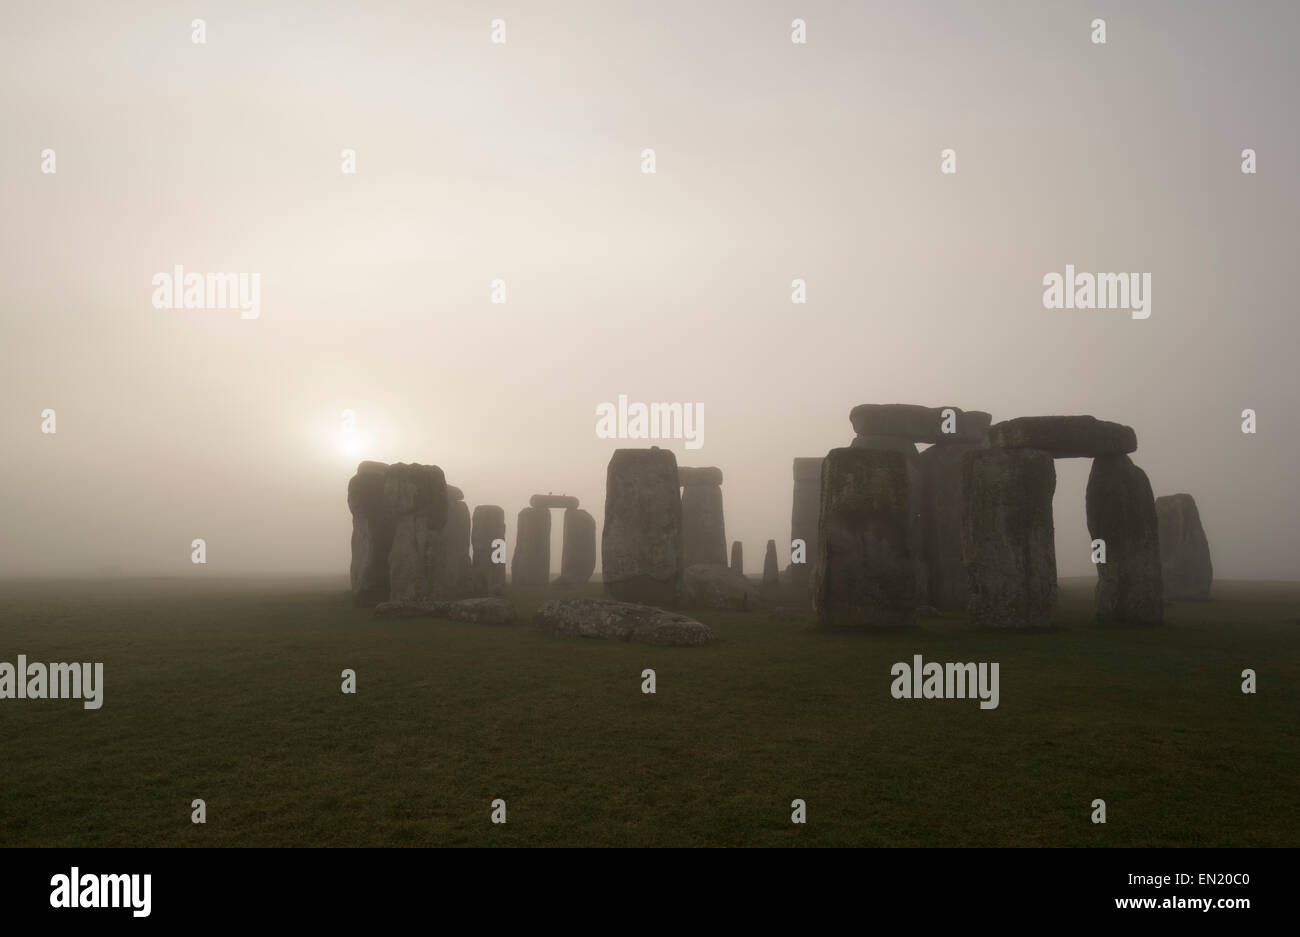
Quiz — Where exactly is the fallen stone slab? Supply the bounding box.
[987,416,1136,458]
[850,404,990,444]
[534,598,714,646]
[681,563,762,610]
[374,596,517,624]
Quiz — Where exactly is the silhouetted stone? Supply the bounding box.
[511,505,551,587]
[813,448,916,628]
[919,442,981,609]
[535,598,713,646]
[730,541,743,574]
[530,493,579,510]
[471,505,506,595]
[682,563,762,610]
[850,434,919,455]
[1156,494,1213,600]
[762,539,779,587]
[850,404,990,444]
[445,485,464,502]
[681,477,727,568]
[347,461,393,607]
[602,448,683,606]
[558,507,597,584]
[988,416,1136,458]
[385,463,450,606]
[961,448,1056,627]
[436,496,473,599]
[789,457,823,591]
[849,434,927,604]
[1087,455,1163,624]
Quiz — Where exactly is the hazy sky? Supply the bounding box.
[2,1,1297,579]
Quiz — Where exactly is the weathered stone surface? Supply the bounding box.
[987,416,1136,458]
[511,505,551,586]
[385,463,451,606]
[789,457,824,590]
[557,507,597,584]
[919,442,981,609]
[850,434,919,455]
[813,448,916,628]
[534,598,713,646]
[961,448,1057,627]
[348,461,393,607]
[602,448,683,606]
[435,496,473,599]
[375,596,516,624]
[445,485,464,502]
[1156,494,1213,601]
[1087,455,1163,624]
[730,541,743,574]
[762,539,780,586]
[530,493,579,510]
[850,404,990,444]
[682,482,727,567]
[677,466,723,487]
[681,563,762,610]
[471,505,506,595]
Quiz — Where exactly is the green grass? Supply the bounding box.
[0,576,1296,847]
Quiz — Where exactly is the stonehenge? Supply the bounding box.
[602,448,684,606]
[558,507,597,584]
[961,448,1058,628]
[511,505,551,586]
[813,447,916,628]
[1156,494,1213,600]
[1086,455,1163,624]
[679,466,727,567]
[789,457,824,591]
[471,505,506,595]
[347,461,450,608]
[762,540,779,587]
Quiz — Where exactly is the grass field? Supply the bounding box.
[1,576,1297,847]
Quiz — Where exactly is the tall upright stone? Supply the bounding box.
[347,461,395,607]
[730,541,743,574]
[1155,494,1213,600]
[762,540,779,587]
[680,467,726,567]
[602,448,683,606]
[813,448,916,628]
[789,457,824,591]
[961,448,1057,628]
[918,442,982,608]
[437,491,473,599]
[511,505,551,587]
[558,507,597,584]
[471,505,506,595]
[385,463,450,606]
[846,435,926,604]
[1087,455,1163,624]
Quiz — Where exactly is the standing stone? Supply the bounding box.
[511,505,551,587]
[848,435,926,604]
[680,467,727,567]
[789,457,824,591]
[918,442,981,609]
[558,507,597,584]
[813,448,916,628]
[1086,455,1163,624]
[730,541,743,574]
[471,505,507,595]
[437,495,473,599]
[602,448,683,606]
[961,449,1057,628]
[762,540,779,587]
[385,463,450,606]
[1155,494,1213,601]
[347,461,394,607]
